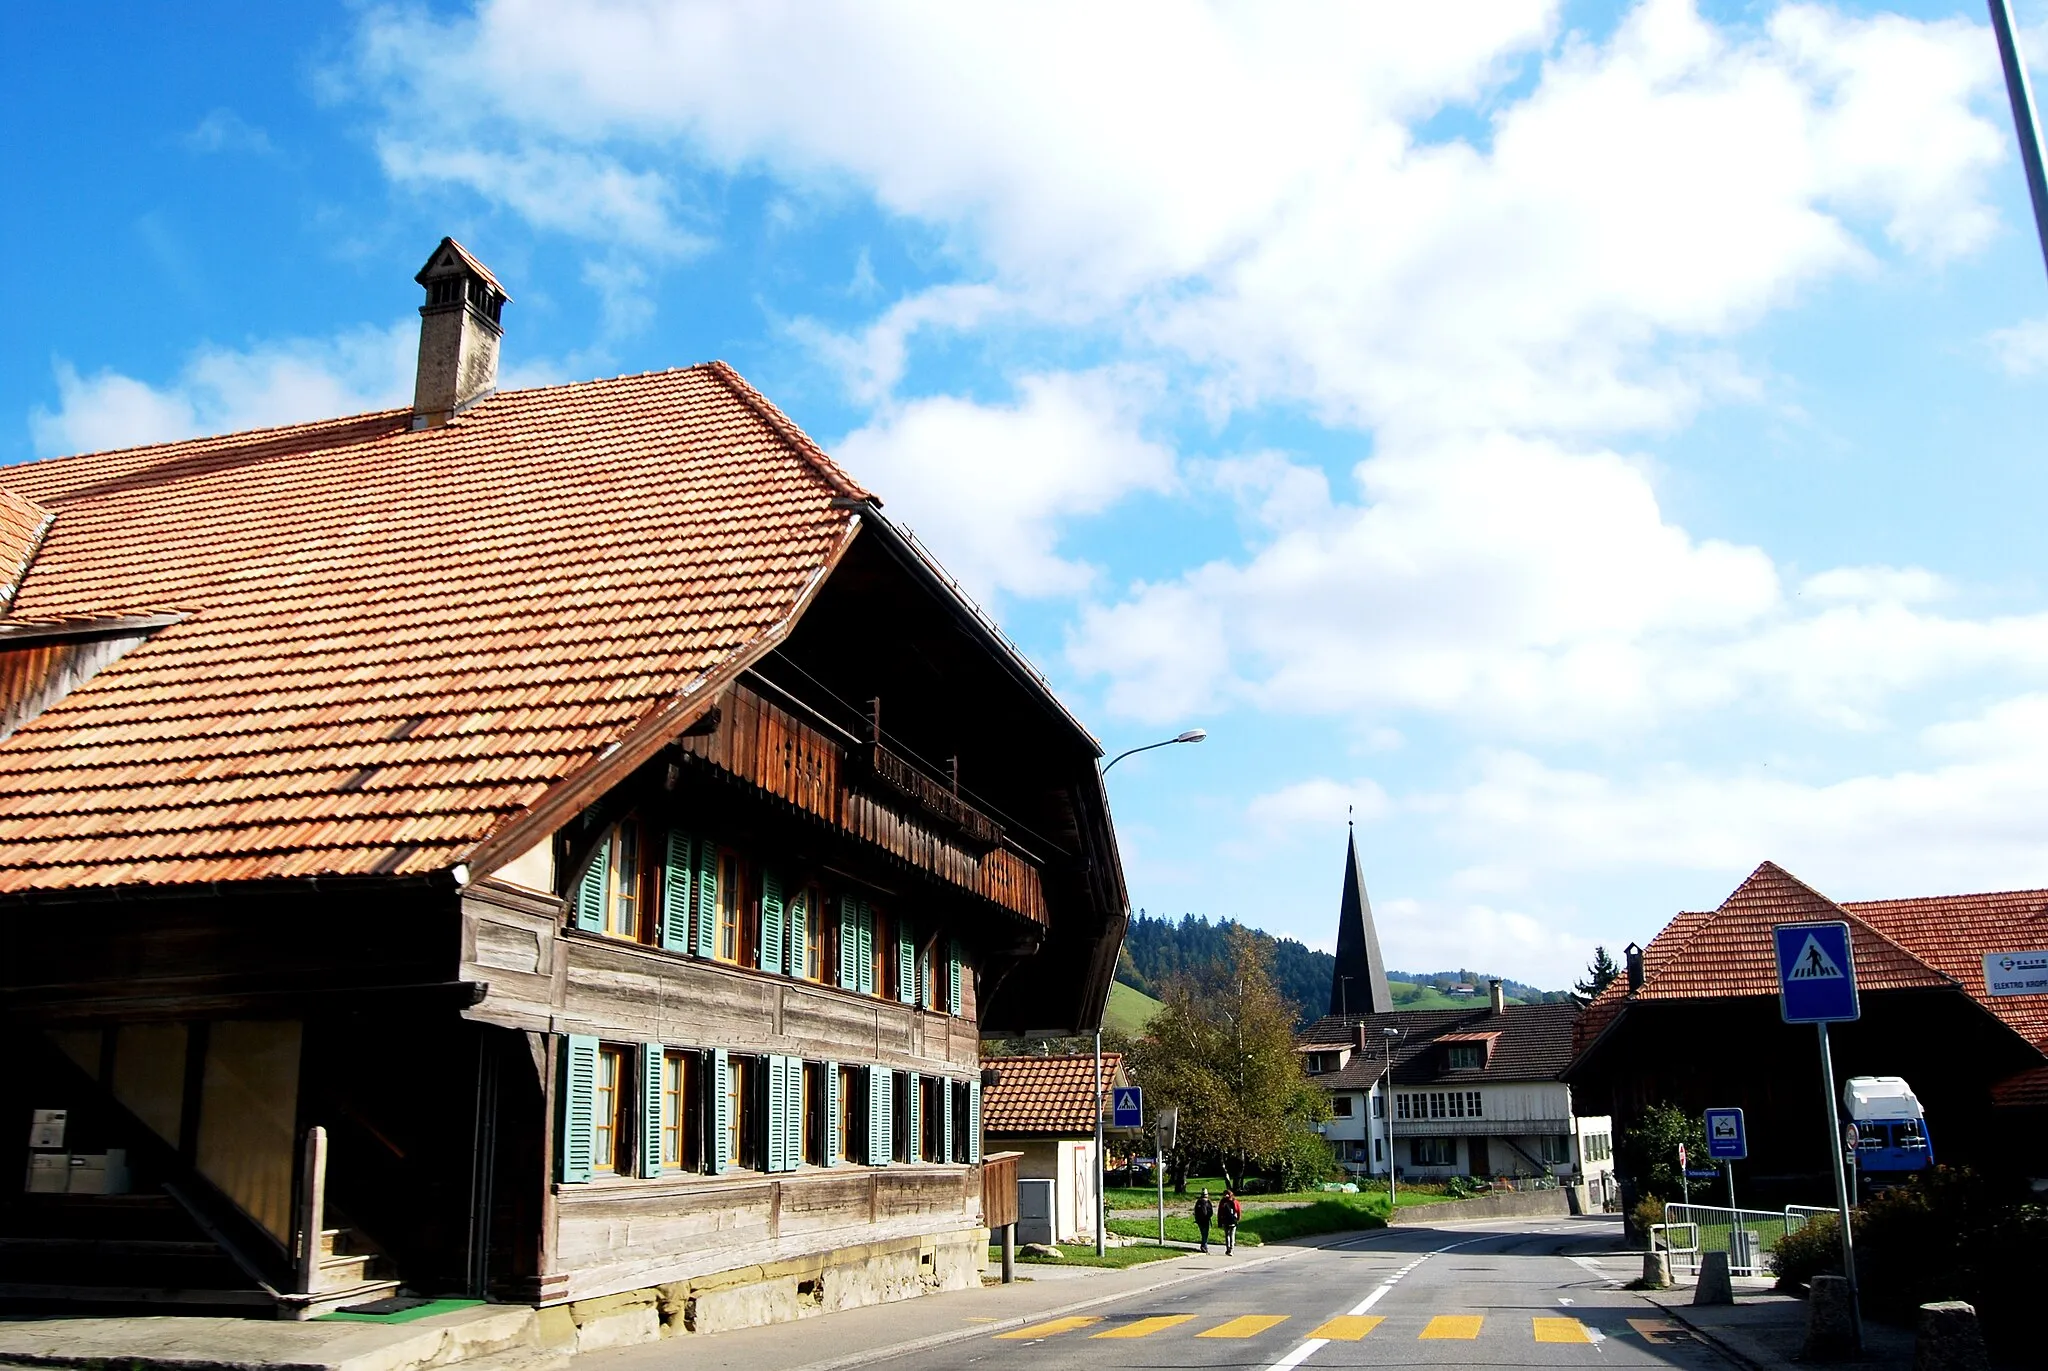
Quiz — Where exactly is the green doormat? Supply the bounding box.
[320,1296,484,1323]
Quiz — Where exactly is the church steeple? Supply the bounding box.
[1330,824,1393,1017]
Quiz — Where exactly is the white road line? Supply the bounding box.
[1258,1233,1494,1370]
[1266,1339,1330,1371]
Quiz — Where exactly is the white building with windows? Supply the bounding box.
[1297,986,1614,1203]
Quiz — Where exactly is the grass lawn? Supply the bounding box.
[994,1242,1187,1269]
[1108,1192,1395,1246]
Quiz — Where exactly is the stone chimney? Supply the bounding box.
[1625,942,1645,994]
[1488,979,1506,1015]
[412,237,509,428]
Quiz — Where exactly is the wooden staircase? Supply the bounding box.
[275,1224,400,1319]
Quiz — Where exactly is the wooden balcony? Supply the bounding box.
[679,683,1048,926]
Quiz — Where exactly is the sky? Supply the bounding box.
[8,1,2048,990]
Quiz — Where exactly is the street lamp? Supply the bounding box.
[1102,728,1207,772]
[1095,725,1207,1256]
[1377,1026,1404,1208]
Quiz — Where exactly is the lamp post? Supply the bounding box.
[1095,727,1207,1256]
[1103,728,1207,773]
[1991,0,2048,284]
[1378,1026,1403,1208]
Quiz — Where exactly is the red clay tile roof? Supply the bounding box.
[1991,1065,2048,1108]
[1298,1002,1579,1086]
[1844,889,2048,1051]
[980,1052,1123,1135]
[1571,863,2048,1069]
[0,364,871,892]
[0,489,54,616]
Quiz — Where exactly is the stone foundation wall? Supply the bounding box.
[1387,1189,1572,1224]
[536,1228,988,1354]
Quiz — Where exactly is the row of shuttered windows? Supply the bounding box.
[576,820,966,1015]
[558,1035,983,1184]
[1394,1090,1484,1120]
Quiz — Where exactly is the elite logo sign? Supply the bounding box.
[1984,951,2048,997]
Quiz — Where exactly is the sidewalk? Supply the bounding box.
[0,1246,1292,1371]
[1641,1288,1916,1371]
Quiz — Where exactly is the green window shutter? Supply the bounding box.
[660,831,693,952]
[941,1079,954,1162]
[766,1055,787,1173]
[787,1060,806,1171]
[836,897,859,989]
[639,1043,664,1177]
[855,902,875,996]
[759,869,785,974]
[693,841,719,959]
[575,842,608,933]
[869,1066,891,1165]
[906,1071,921,1162]
[825,1061,841,1167]
[557,1034,598,1184]
[948,940,964,1016]
[711,1049,731,1175]
[917,942,933,1008]
[788,888,808,978]
[968,1080,982,1164]
[897,923,916,1005]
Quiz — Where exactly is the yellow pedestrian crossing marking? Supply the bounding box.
[1419,1315,1484,1340]
[1533,1317,1594,1344]
[997,1316,1102,1339]
[1093,1315,1195,1338]
[1197,1314,1290,1338]
[1308,1315,1384,1340]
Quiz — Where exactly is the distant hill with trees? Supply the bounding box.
[1118,912,1570,1026]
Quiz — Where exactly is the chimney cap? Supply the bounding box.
[416,236,511,300]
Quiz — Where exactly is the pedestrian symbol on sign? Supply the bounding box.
[1788,935,1846,981]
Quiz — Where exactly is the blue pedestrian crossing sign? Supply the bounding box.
[1704,1107,1747,1161]
[1111,1086,1143,1129]
[1774,920,1859,1023]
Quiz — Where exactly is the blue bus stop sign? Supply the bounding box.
[1704,1107,1747,1161]
[1111,1086,1143,1129]
[1774,920,1859,1023]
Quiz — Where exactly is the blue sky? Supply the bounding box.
[9,1,2048,988]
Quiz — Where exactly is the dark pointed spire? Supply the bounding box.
[1330,824,1393,1017]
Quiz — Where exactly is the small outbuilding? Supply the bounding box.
[978,1053,1122,1245]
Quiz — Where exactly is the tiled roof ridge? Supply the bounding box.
[706,361,872,503]
[0,489,56,615]
[1843,887,2048,911]
[1752,861,1961,991]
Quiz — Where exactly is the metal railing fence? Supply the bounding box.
[1658,1203,1803,1276]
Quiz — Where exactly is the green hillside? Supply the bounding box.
[1104,980,1163,1035]
[1388,979,1522,1011]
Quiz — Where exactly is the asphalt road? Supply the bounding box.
[878,1216,1732,1371]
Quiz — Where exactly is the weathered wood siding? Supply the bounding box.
[552,1166,980,1303]
[461,884,976,1072]
[680,684,1047,926]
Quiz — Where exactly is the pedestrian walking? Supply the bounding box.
[1219,1188,1241,1255]
[1193,1188,1214,1252]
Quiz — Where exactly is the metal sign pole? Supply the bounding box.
[1093,1031,1105,1258]
[1726,1160,1737,1215]
[1155,1123,1166,1247]
[1816,1022,1862,1345]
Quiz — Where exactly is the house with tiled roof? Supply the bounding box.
[977,1052,1124,1244]
[1567,861,2048,1205]
[0,240,1128,1339]
[1296,986,1614,1203]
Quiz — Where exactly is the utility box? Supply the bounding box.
[1015,1178,1055,1247]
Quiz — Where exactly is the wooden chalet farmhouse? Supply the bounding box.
[0,241,1128,1337]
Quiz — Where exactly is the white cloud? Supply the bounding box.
[1987,315,2048,376]
[182,108,273,156]
[833,370,1177,602]
[29,324,418,456]
[348,1,2008,437]
[1246,777,1393,837]
[1376,895,1591,988]
[1427,689,2048,898]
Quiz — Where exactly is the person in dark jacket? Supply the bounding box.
[1220,1189,1241,1254]
[1193,1189,1214,1252]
